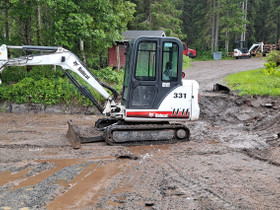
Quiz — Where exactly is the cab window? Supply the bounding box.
[135,41,157,81]
[162,42,179,81]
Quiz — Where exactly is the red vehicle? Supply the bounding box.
[182,42,196,58]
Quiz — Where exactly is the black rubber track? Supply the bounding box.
[103,123,190,146]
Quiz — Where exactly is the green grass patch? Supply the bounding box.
[195,50,234,61]
[225,68,280,96]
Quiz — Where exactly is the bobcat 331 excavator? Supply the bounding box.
[0,36,199,148]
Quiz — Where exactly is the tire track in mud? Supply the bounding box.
[87,146,238,209]
[242,148,280,167]
[155,144,280,209]
[90,153,165,209]
[160,166,234,209]
[0,144,71,149]
[0,156,127,209]
[0,159,91,208]
[47,160,129,209]
[153,155,236,209]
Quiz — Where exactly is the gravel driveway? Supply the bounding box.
[184,58,265,91]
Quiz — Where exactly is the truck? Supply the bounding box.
[182,42,197,58]
[0,36,200,148]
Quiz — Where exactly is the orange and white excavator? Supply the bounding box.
[0,36,200,148]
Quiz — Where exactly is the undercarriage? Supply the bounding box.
[67,118,190,148]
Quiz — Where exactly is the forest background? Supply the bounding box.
[0,0,279,106]
[1,0,279,64]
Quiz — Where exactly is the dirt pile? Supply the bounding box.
[195,93,280,167]
[200,93,280,132]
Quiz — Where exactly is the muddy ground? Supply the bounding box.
[1,58,280,209]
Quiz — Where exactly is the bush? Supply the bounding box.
[263,62,280,76]
[0,66,27,83]
[196,50,213,61]
[0,66,64,84]
[0,77,87,105]
[92,67,124,92]
[266,50,280,66]
[0,66,124,106]
[182,56,192,69]
[263,51,280,77]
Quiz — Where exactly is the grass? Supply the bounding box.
[224,68,280,96]
[183,55,192,69]
[195,50,235,61]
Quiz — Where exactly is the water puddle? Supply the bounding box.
[47,160,128,209]
[12,159,84,191]
[0,168,31,186]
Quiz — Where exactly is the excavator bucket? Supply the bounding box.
[66,120,104,149]
[213,83,230,93]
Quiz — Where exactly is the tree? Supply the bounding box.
[0,0,10,43]
[46,0,135,66]
[267,0,280,43]
[1,0,280,60]
[211,0,220,52]
[240,0,248,41]
[130,0,185,39]
[180,1,208,49]
[219,0,247,55]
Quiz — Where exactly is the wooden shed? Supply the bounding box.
[108,30,166,70]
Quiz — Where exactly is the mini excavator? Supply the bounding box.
[0,36,199,148]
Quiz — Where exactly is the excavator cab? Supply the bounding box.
[234,41,248,54]
[122,36,183,109]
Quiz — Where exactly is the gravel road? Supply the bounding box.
[184,57,265,91]
[1,57,280,209]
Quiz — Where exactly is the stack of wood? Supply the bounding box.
[263,43,280,53]
[250,46,262,56]
[250,40,280,56]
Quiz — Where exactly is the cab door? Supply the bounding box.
[156,39,182,107]
[127,38,159,109]
[126,37,183,109]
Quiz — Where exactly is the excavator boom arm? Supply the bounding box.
[0,44,118,114]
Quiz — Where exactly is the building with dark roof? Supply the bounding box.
[122,30,166,41]
[108,30,166,70]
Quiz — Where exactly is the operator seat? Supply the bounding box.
[163,61,172,80]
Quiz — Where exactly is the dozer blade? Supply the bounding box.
[66,120,104,149]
